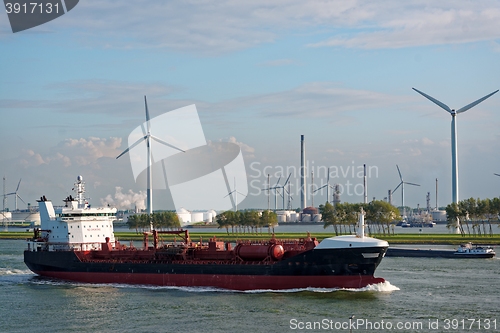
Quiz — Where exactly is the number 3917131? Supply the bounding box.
[5,2,60,14]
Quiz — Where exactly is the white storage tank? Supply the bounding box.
[203,210,216,223]
[191,212,204,223]
[431,210,447,222]
[301,214,311,222]
[312,214,322,222]
[288,213,299,222]
[176,208,192,224]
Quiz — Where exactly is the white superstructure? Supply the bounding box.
[35,176,116,251]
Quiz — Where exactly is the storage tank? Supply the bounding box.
[431,210,447,222]
[312,214,322,222]
[277,214,287,223]
[235,244,284,261]
[203,210,216,223]
[303,206,318,215]
[190,212,204,223]
[301,214,311,222]
[176,208,191,224]
[288,213,299,222]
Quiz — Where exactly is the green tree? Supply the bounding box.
[261,210,278,233]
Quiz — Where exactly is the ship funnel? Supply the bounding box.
[357,208,365,238]
[38,200,55,223]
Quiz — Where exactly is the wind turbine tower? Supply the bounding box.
[6,179,25,211]
[413,88,498,204]
[393,165,420,215]
[224,178,246,211]
[117,96,185,231]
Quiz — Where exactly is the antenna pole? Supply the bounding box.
[363,164,367,204]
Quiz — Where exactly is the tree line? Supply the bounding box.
[319,200,401,236]
[127,211,181,232]
[216,210,278,235]
[446,197,500,237]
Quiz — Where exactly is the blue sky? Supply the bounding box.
[1,0,500,212]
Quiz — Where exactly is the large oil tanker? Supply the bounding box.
[24,176,388,290]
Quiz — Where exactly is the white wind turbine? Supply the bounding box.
[277,173,292,210]
[6,178,25,211]
[314,167,333,205]
[224,177,246,212]
[413,88,498,205]
[393,165,419,216]
[117,96,185,231]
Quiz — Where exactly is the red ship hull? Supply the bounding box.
[31,270,385,290]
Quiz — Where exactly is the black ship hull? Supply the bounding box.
[24,246,387,290]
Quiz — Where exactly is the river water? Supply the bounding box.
[1,238,499,333]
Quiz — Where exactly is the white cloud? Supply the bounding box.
[100,187,147,210]
[61,137,122,165]
[28,1,500,53]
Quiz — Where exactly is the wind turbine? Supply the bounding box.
[272,173,292,210]
[263,175,281,211]
[393,165,420,215]
[314,167,333,204]
[279,173,292,210]
[116,96,185,231]
[6,178,25,211]
[494,173,500,177]
[412,88,498,204]
[224,178,246,211]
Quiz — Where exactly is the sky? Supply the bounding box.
[1,0,500,212]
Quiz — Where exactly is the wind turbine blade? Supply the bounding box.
[405,182,420,187]
[17,194,26,204]
[283,173,292,186]
[456,90,499,114]
[151,135,185,153]
[393,182,402,192]
[273,176,281,188]
[236,191,246,197]
[314,185,327,193]
[412,88,452,113]
[495,173,500,177]
[223,190,235,198]
[116,136,148,159]
[396,165,403,181]
[16,179,21,192]
[144,96,151,133]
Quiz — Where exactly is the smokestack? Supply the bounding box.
[363,164,367,204]
[435,178,438,210]
[388,190,392,205]
[301,135,306,210]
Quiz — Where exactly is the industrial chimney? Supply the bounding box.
[301,135,306,210]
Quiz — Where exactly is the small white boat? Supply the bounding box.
[454,243,496,258]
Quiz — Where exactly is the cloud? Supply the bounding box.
[100,187,147,210]
[17,137,122,169]
[13,1,498,54]
[61,137,122,165]
[309,2,500,49]
[18,149,71,168]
